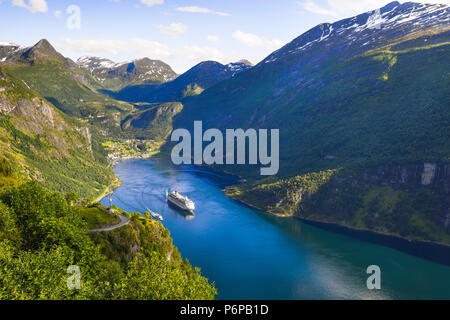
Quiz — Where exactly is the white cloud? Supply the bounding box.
[156,23,187,38]
[176,6,231,16]
[12,0,48,13]
[140,0,164,7]
[300,0,450,18]
[327,0,394,16]
[53,10,62,19]
[232,30,284,51]
[215,11,231,17]
[172,46,228,64]
[57,38,241,73]
[206,35,219,43]
[59,38,171,58]
[299,0,337,16]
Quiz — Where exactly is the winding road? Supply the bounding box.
[88,212,130,233]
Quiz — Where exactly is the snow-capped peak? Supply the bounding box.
[76,56,126,70]
[261,1,449,65]
[0,42,19,47]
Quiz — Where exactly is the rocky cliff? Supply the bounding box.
[0,67,115,198]
[226,162,450,245]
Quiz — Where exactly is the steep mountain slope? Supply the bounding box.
[110,60,253,103]
[0,167,216,300]
[0,67,115,198]
[1,39,134,137]
[176,1,450,177]
[121,102,183,142]
[0,43,216,300]
[0,43,22,62]
[2,39,77,68]
[172,2,450,245]
[77,56,178,90]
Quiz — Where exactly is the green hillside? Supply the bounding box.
[176,41,450,178]
[171,17,450,243]
[0,67,115,199]
[5,61,133,137]
[0,161,216,300]
[121,102,183,142]
[108,60,251,104]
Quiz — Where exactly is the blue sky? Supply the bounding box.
[0,0,448,73]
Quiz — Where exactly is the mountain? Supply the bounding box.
[105,59,253,140]
[121,102,183,142]
[172,2,450,245]
[109,59,253,103]
[1,39,77,68]
[0,39,186,194]
[0,65,115,198]
[176,1,450,175]
[0,39,134,138]
[77,56,178,90]
[0,42,21,62]
[0,46,216,300]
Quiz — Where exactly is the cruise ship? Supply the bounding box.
[167,191,195,212]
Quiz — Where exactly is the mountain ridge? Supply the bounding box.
[108,59,253,103]
[1,39,78,68]
[76,55,178,90]
[261,1,449,67]
[0,66,115,198]
[169,1,450,246]
[0,39,179,91]
[1,1,449,250]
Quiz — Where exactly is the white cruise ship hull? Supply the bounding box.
[167,195,195,212]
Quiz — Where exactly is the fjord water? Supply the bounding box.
[102,159,450,300]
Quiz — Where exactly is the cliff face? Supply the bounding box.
[0,70,115,198]
[333,163,450,232]
[361,163,449,192]
[226,162,450,245]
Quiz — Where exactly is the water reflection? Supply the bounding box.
[102,159,450,300]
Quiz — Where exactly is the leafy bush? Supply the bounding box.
[0,175,217,300]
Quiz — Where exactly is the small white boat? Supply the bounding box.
[146,208,163,221]
[167,190,195,212]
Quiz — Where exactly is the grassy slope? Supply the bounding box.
[78,205,120,229]
[5,62,133,137]
[177,43,450,178]
[0,164,216,300]
[176,36,450,243]
[121,102,184,142]
[225,167,450,244]
[0,68,115,199]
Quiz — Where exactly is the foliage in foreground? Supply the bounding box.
[0,163,216,300]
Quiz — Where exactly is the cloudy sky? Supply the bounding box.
[0,0,449,73]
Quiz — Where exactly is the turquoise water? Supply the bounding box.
[102,159,450,300]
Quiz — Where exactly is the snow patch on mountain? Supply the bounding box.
[261,1,449,66]
[77,56,126,71]
[226,61,253,76]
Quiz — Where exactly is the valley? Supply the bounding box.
[0,0,449,300]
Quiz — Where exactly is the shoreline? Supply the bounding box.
[92,177,122,204]
[108,153,155,167]
[93,153,158,204]
[296,216,450,267]
[228,194,450,267]
[109,157,450,267]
